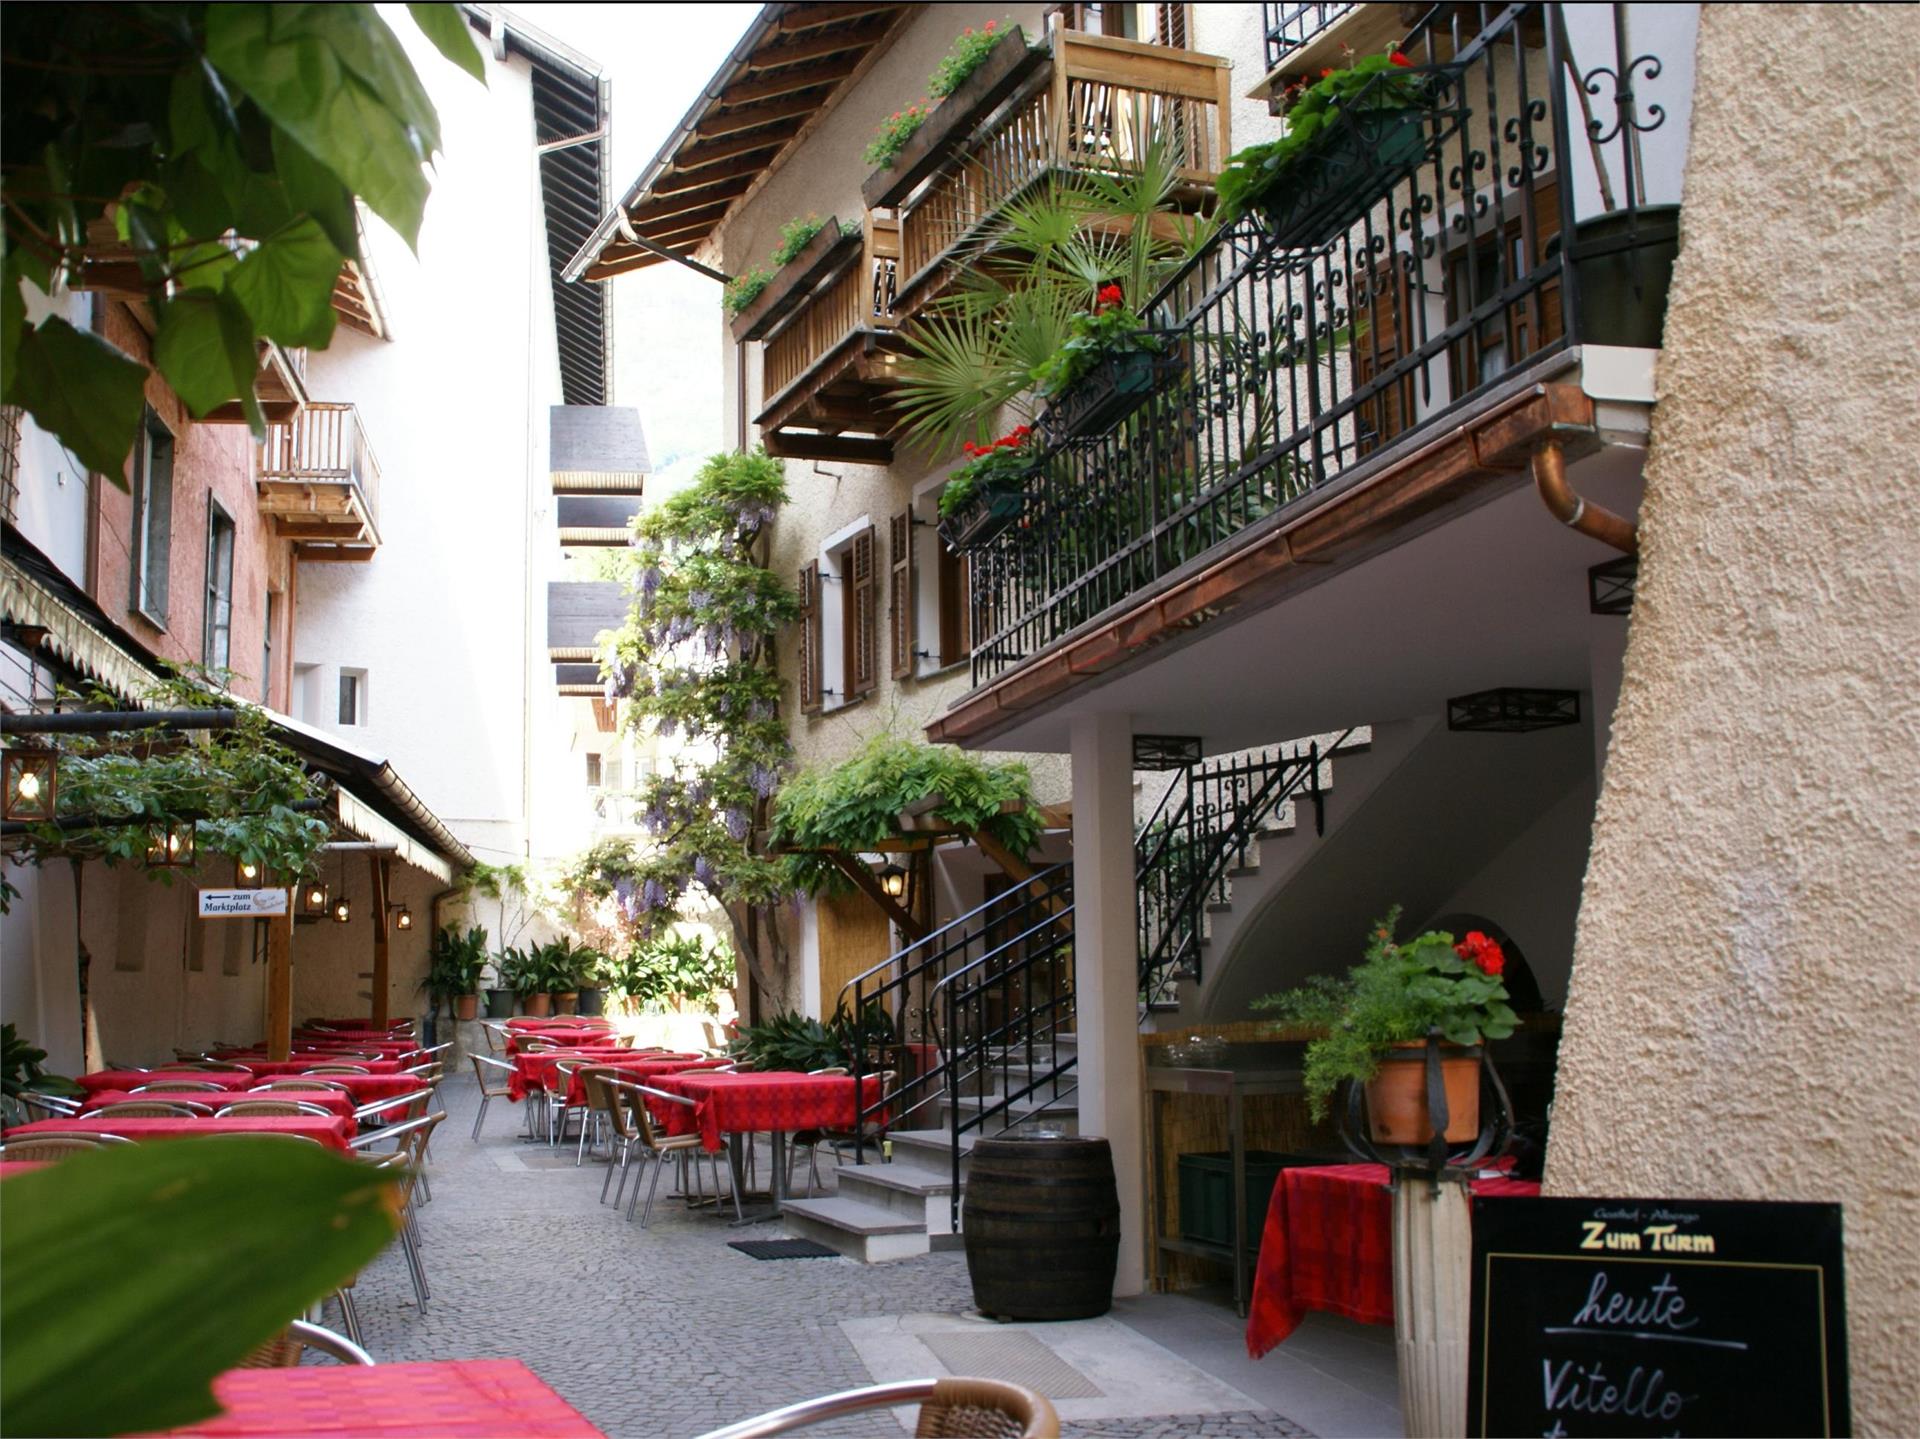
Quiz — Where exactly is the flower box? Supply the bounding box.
[938,482,1028,553]
[1255,105,1440,250]
[861,27,1044,210]
[729,220,859,343]
[1040,346,1178,443]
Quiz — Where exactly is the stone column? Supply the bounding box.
[1393,1174,1472,1438]
[1069,710,1144,1297]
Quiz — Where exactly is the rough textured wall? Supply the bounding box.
[1546,6,1920,1432]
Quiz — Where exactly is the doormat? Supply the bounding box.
[728,1238,842,1261]
[916,1330,1104,1399]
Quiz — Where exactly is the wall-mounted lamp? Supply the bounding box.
[235,858,264,888]
[391,904,414,931]
[332,894,353,924]
[878,862,907,900]
[2,748,57,822]
[302,882,331,916]
[145,820,196,869]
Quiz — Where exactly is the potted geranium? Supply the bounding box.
[1217,50,1438,243]
[1252,909,1517,1144]
[937,423,1040,552]
[1031,284,1170,440]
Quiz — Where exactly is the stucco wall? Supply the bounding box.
[1545,6,1920,1432]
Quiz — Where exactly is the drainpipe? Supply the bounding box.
[1532,441,1638,555]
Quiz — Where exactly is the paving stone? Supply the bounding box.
[346,1079,1312,1439]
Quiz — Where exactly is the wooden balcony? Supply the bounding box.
[753,211,906,465]
[257,402,381,561]
[890,30,1232,309]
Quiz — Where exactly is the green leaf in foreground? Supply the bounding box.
[3,319,150,485]
[228,218,343,349]
[153,290,262,428]
[0,1137,401,1438]
[408,2,489,83]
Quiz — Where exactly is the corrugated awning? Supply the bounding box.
[1,540,164,704]
[564,3,911,283]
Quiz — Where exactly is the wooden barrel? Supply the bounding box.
[962,1134,1120,1320]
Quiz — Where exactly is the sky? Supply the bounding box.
[508,2,761,484]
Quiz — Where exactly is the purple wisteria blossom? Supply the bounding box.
[750,764,779,798]
[641,877,669,911]
[692,855,717,888]
[724,808,750,841]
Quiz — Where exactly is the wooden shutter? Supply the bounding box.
[847,526,878,699]
[1354,257,1414,456]
[798,560,822,714]
[937,543,971,665]
[1155,3,1189,49]
[889,510,916,680]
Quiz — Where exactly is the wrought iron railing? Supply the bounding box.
[1136,732,1357,1008]
[843,863,1074,1143]
[1260,2,1356,74]
[966,2,1670,689]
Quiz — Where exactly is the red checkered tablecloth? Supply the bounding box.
[1245,1161,1540,1357]
[80,1089,360,1122]
[76,1070,426,1103]
[141,1358,606,1437]
[5,1114,356,1152]
[646,1070,884,1152]
[209,1058,410,1077]
[505,1049,697,1102]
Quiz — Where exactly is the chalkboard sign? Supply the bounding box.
[1468,1197,1848,1437]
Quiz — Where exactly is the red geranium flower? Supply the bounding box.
[1389,50,1412,67]
[985,19,996,30]
[1321,67,1334,78]
[1454,931,1505,977]
[1095,282,1124,310]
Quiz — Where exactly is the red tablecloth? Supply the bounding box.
[647,1071,883,1153]
[142,1359,606,1437]
[0,1161,48,1179]
[80,1090,360,1122]
[507,1018,614,1032]
[504,1032,628,1056]
[214,1059,409,1077]
[222,1042,423,1062]
[505,1049,694,1102]
[5,1114,356,1153]
[1245,1161,1541,1358]
[553,1055,731,1107]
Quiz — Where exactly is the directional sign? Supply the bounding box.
[198,887,290,918]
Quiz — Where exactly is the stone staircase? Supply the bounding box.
[778,1036,1078,1262]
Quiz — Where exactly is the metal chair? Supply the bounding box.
[351,1112,445,1307]
[11,1092,83,1121]
[133,1080,228,1093]
[574,1064,622,1165]
[89,1100,214,1118]
[176,1061,254,1073]
[617,1081,729,1227]
[252,1079,350,1092]
[468,1054,516,1141]
[692,1378,1059,1439]
[239,1318,376,1368]
[301,1064,371,1074]
[0,1133,136,1158]
[215,1100,335,1118]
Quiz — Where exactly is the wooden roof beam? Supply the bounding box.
[653,152,780,198]
[633,210,733,247]
[670,125,803,173]
[762,430,894,465]
[747,17,895,69]
[692,93,819,139]
[775,3,900,32]
[720,53,864,106]
[626,176,752,226]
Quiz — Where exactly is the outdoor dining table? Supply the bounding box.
[76,1069,426,1102]
[4,1113,357,1152]
[644,1070,885,1219]
[503,1030,623,1056]
[549,1054,730,1107]
[505,1048,698,1101]
[1244,1160,1541,1358]
[140,1358,606,1437]
[206,1057,411,1076]
[78,1089,361,1123]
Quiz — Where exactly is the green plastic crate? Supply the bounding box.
[1176,1150,1326,1251]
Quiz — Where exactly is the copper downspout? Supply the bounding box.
[1532,440,1638,555]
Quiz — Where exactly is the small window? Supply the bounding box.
[585,752,603,787]
[338,670,365,726]
[130,411,174,625]
[203,502,236,670]
[261,591,278,705]
[0,404,23,524]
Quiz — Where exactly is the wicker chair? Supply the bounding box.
[0,1133,135,1159]
[215,1100,334,1118]
[252,1079,350,1092]
[133,1080,228,1093]
[90,1100,214,1118]
[619,1081,729,1227]
[300,1064,370,1074]
[238,1319,375,1369]
[693,1379,1058,1439]
[469,1054,516,1141]
[176,1061,254,1073]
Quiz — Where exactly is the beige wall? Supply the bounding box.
[1545,6,1920,1432]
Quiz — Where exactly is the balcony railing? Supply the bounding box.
[761,214,900,404]
[965,2,1674,689]
[895,30,1231,297]
[258,402,382,554]
[1261,3,1356,74]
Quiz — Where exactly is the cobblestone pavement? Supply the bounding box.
[349,1079,1311,1438]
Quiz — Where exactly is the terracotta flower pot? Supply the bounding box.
[454,993,479,1022]
[554,991,580,1017]
[1364,1041,1480,1145]
[523,992,552,1018]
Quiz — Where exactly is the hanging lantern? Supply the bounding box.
[2,748,57,822]
[302,881,331,915]
[145,820,196,869]
[392,904,414,931]
[878,862,908,900]
[332,894,352,924]
[235,858,264,888]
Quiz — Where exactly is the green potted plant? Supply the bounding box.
[862,98,934,170]
[1030,284,1170,439]
[2,1023,83,1126]
[572,943,613,1018]
[1252,908,1517,1144]
[1217,51,1437,243]
[937,423,1039,551]
[483,957,515,1020]
[424,924,490,1024]
[497,945,548,1017]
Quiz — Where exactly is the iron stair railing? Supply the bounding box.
[1136,729,1360,1010]
[843,863,1074,1149]
[929,875,1079,1227]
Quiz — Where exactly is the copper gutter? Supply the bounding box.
[1531,440,1638,555]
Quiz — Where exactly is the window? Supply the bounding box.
[0,404,22,524]
[203,502,236,669]
[798,560,822,714]
[842,526,878,704]
[901,498,973,677]
[337,669,365,726]
[889,512,916,681]
[130,411,174,625]
[800,525,879,713]
[261,591,278,705]
[586,752,603,787]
